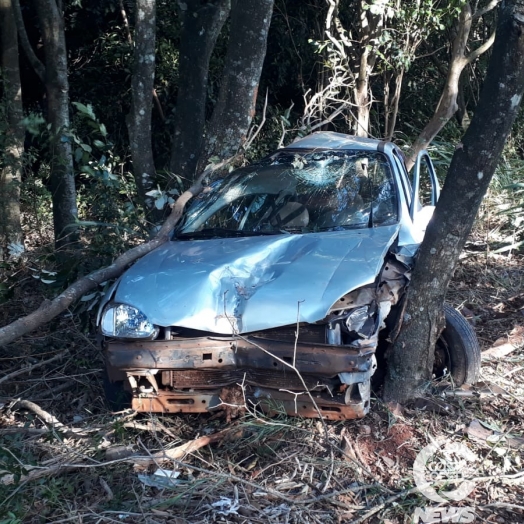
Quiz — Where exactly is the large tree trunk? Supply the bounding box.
[34,0,78,250]
[199,0,274,168]
[405,2,496,171]
[169,0,230,182]
[0,0,24,256]
[127,0,160,220]
[383,0,524,403]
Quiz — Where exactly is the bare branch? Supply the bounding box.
[473,0,502,19]
[466,28,496,64]
[133,427,239,467]
[243,89,268,151]
[119,0,133,44]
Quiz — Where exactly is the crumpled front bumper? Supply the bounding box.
[106,336,377,420]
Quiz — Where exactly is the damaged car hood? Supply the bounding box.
[113,225,400,334]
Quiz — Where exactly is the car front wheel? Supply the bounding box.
[434,303,481,385]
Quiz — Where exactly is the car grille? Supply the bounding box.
[161,368,334,391]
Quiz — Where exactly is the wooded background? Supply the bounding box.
[2,2,524,522]
[2,0,524,399]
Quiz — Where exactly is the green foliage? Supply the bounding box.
[489,139,524,251]
[69,102,146,250]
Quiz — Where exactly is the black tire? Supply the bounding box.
[435,303,481,385]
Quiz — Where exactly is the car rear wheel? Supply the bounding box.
[434,303,481,385]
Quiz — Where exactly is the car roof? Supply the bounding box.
[285,131,388,152]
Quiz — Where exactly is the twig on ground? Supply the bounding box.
[321,449,335,493]
[348,486,420,524]
[0,350,67,385]
[132,427,241,467]
[30,381,75,401]
[480,503,524,511]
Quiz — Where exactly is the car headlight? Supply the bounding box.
[345,305,375,338]
[100,303,159,339]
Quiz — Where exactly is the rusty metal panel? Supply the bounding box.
[132,392,219,413]
[107,338,236,369]
[131,385,368,420]
[108,337,374,375]
[248,386,369,419]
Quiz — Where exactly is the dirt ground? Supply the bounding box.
[1,247,524,523]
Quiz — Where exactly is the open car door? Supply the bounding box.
[410,150,440,239]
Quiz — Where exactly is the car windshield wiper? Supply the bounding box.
[176,228,285,239]
[177,228,247,239]
[312,224,369,233]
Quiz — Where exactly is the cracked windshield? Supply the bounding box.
[178,150,398,238]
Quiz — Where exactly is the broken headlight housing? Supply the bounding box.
[345,305,376,338]
[100,303,159,339]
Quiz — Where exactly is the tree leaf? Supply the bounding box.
[72,101,96,120]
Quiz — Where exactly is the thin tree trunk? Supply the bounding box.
[200,0,274,168]
[127,0,160,220]
[405,2,496,171]
[383,0,524,403]
[34,0,78,250]
[169,0,230,182]
[384,69,404,141]
[351,0,383,137]
[0,0,24,256]
[12,0,45,83]
[354,61,371,137]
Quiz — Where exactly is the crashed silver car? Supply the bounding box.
[98,132,480,420]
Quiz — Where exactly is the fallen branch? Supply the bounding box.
[10,399,63,427]
[480,503,524,511]
[0,160,231,347]
[31,381,74,401]
[133,427,240,467]
[1,428,241,485]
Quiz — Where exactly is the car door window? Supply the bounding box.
[411,151,440,235]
